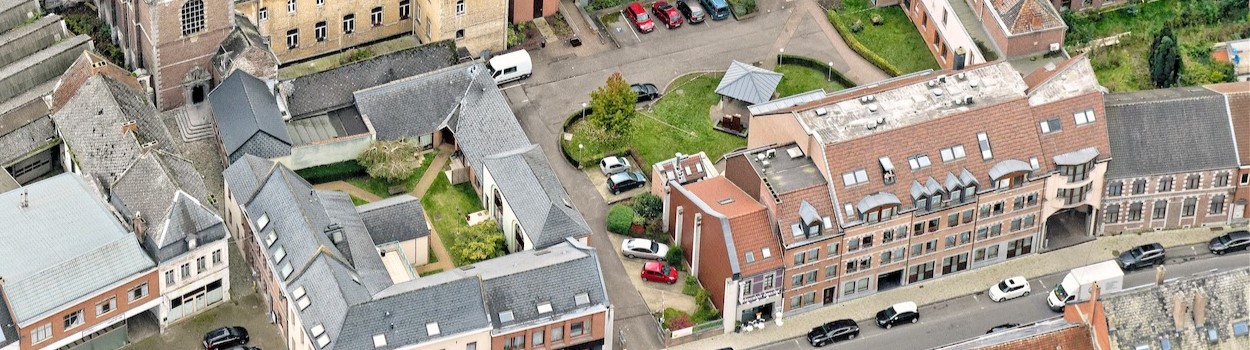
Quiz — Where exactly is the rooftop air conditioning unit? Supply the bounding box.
[860,95,876,103]
[965,96,974,104]
[955,72,967,81]
[761,160,771,168]
[757,153,768,162]
[867,104,879,112]
[815,107,828,116]
[969,80,979,89]
[927,80,938,88]
[932,88,944,96]
[939,76,947,83]
[766,149,777,159]
[1049,43,1061,52]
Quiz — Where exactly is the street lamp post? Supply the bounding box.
[778,48,784,66]
[828,62,834,82]
[578,143,585,169]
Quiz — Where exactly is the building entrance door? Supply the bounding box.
[822,287,836,305]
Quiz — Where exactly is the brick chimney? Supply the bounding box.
[1154,265,1166,286]
[121,120,138,135]
[133,211,148,243]
[1171,294,1188,328]
[1193,294,1207,326]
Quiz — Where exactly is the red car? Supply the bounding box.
[624,2,655,33]
[641,261,679,284]
[652,1,683,29]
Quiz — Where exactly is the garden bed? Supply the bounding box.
[827,0,940,75]
[561,73,746,170]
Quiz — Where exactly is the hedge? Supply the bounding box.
[607,204,636,234]
[778,54,859,88]
[826,11,904,77]
[295,160,368,184]
[559,107,594,168]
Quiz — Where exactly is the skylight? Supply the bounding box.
[274,246,287,263]
[292,286,307,300]
[257,213,270,230]
[373,334,387,348]
[537,303,553,314]
[574,293,590,306]
[265,230,278,247]
[762,247,772,258]
[499,310,514,323]
[1233,321,1248,336]
[297,296,311,310]
[316,334,330,348]
[280,262,293,278]
[310,324,325,337]
[426,322,440,336]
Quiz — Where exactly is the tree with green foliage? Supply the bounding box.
[632,192,663,220]
[357,140,419,184]
[589,73,636,141]
[665,245,684,270]
[451,220,505,264]
[1149,28,1182,88]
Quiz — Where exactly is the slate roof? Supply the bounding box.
[209,70,291,162]
[213,14,278,80]
[1101,267,1250,350]
[338,277,490,349]
[0,115,55,166]
[993,0,1065,35]
[468,242,609,331]
[1103,87,1238,178]
[281,42,456,118]
[717,61,783,105]
[0,174,155,326]
[51,75,179,187]
[223,154,279,202]
[447,65,531,178]
[110,149,223,262]
[358,195,431,245]
[353,64,475,140]
[483,145,590,249]
[0,289,17,348]
[144,193,228,262]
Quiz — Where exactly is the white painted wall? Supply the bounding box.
[158,238,231,323]
[922,0,984,66]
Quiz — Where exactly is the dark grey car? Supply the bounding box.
[676,0,705,23]
[632,83,660,103]
[1117,243,1165,270]
[608,171,646,194]
[1209,230,1250,255]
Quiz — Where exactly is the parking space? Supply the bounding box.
[597,2,738,47]
[606,233,698,313]
[583,166,649,203]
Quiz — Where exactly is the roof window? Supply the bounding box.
[537,303,553,314]
[499,310,514,323]
[426,322,440,336]
[373,334,387,348]
[257,213,270,230]
[574,293,590,306]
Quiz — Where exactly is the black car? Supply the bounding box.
[607,171,647,194]
[807,319,859,347]
[203,326,250,350]
[676,0,706,23]
[875,302,919,329]
[986,323,1020,334]
[1116,243,1166,270]
[632,83,661,103]
[1209,230,1250,255]
[223,347,261,350]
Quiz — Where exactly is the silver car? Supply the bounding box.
[621,238,669,260]
[600,156,631,176]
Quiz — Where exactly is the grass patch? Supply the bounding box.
[563,74,746,169]
[600,12,622,25]
[428,244,439,264]
[419,172,484,266]
[340,152,436,199]
[350,195,370,206]
[775,64,848,97]
[1066,0,1248,91]
[418,268,444,277]
[832,0,940,74]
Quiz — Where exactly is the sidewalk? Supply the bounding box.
[670,225,1240,350]
[312,181,384,202]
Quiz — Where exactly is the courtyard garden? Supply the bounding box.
[775,64,849,97]
[419,172,492,266]
[562,73,747,170]
[1064,0,1248,91]
[295,145,435,199]
[827,0,940,76]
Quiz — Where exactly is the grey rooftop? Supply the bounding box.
[1103,87,1238,178]
[743,143,826,194]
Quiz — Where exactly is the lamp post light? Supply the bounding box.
[778,48,784,66]
[828,62,834,82]
[578,143,585,169]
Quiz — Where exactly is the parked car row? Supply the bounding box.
[601,156,647,194]
[623,0,729,34]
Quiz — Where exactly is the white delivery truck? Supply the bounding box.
[487,50,532,85]
[1047,260,1124,311]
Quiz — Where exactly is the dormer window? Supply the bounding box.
[988,159,1032,190]
[857,192,902,224]
[879,157,896,184]
[798,201,823,238]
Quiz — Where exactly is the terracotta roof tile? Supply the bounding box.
[685,177,765,218]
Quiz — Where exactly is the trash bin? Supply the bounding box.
[570,36,583,47]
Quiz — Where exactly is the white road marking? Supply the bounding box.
[1038,279,1047,290]
[622,12,642,43]
[972,294,978,302]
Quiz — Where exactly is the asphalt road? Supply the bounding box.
[750,246,1250,350]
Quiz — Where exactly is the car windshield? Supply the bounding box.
[692,8,704,15]
[997,281,1010,291]
[1129,248,1143,258]
[661,266,672,274]
[1218,235,1232,244]
[1054,285,1069,300]
[636,12,650,21]
[650,241,660,252]
[882,307,897,319]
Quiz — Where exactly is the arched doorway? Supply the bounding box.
[1042,205,1096,252]
[191,85,206,103]
[183,66,212,105]
[492,188,503,221]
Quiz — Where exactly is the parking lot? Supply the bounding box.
[599,2,743,47]
[607,233,698,314]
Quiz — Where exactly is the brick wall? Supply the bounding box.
[16,270,159,350]
[1002,27,1065,58]
[491,311,606,350]
[667,187,734,311]
[507,0,557,22]
[1101,169,1239,234]
[141,0,233,110]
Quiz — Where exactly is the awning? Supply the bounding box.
[857,192,902,213]
[988,159,1033,181]
[799,200,820,225]
[1053,147,1100,166]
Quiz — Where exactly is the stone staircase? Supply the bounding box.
[171,103,217,142]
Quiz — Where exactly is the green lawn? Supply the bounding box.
[343,153,436,198]
[775,65,848,97]
[563,74,747,169]
[834,0,940,74]
[419,172,484,266]
[1066,0,1248,91]
[350,194,370,206]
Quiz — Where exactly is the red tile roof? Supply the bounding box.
[1205,82,1250,165]
[685,176,765,218]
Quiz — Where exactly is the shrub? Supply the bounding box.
[870,13,883,25]
[662,308,694,330]
[692,289,719,323]
[357,140,420,184]
[341,49,374,64]
[682,276,700,296]
[1124,4,1139,15]
[666,245,684,269]
[632,193,664,220]
[295,160,368,183]
[850,19,864,33]
[606,205,636,234]
[450,221,505,264]
[973,38,999,61]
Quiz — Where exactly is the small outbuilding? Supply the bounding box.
[715,60,784,105]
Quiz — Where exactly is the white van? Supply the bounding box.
[487,50,532,85]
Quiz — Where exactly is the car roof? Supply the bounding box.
[1228,230,1250,238]
[831,319,857,327]
[628,2,645,11]
[891,301,918,313]
[1005,276,1027,285]
[602,156,625,165]
[643,261,663,270]
[610,171,640,181]
[626,238,652,248]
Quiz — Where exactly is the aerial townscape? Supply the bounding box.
[0,0,1247,349]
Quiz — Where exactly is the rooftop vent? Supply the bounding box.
[459,265,476,271]
[955,72,967,81]
[761,159,770,168]
[867,103,879,112]
[574,293,590,306]
[969,80,979,89]
[859,95,876,103]
[815,107,828,116]
[534,249,551,256]
[964,96,974,105]
[786,147,803,159]
[766,149,776,159]
[931,88,944,96]
[718,198,735,205]
[927,80,939,88]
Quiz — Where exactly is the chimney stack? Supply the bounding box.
[133,211,148,242]
[1154,265,1166,286]
[1193,294,1207,326]
[121,120,138,135]
[1171,294,1188,328]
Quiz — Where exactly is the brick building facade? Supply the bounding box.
[1204,82,1250,225]
[900,0,985,69]
[967,0,1067,59]
[98,0,234,110]
[235,0,414,64]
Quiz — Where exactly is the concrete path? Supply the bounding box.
[411,145,453,198]
[793,0,891,84]
[669,225,1242,350]
[313,181,384,202]
[415,211,457,275]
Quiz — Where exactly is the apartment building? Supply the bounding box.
[967,0,1067,58]
[0,174,160,350]
[411,0,507,58]
[743,55,1110,310]
[221,156,611,350]
[97,0,234,110]
[1100,87,1239,234]
[651,151,718,196]
[1205,82,1250,224]
[666,176,785,330]
[235,0,414,63]
[900,0,985,69]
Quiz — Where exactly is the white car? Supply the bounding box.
[987,276,1031,302]
[599,156,631,176]
[621,238,669,260]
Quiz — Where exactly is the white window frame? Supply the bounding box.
[977,132,993,160]
[343,14,356,34]
[31,323,52,344]
[1074,109,1095,125]
[259,7,268,21]
[315,21,326,41]
[96,297,117,316]
[316,0,324,6]
[400,0,411,19]
[129,282,149,302]
[456,0,465,15]
[287,0,296,13]
[940,145,965,162]
[371,7,383,25]
[286,29,299,48]
[842,169,869,186]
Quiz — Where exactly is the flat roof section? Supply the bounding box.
[745,144,826,195]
